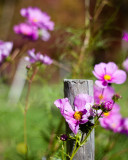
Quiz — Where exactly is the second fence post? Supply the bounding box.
[64,79,94,160]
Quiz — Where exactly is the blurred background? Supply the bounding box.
[0,0,128,160]
[0,0,128,81]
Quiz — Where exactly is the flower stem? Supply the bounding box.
[70,113,103,160]
[24,67,38,145]
[62,142,65,160]
[72,0,90,78]
[69,139,78,160]
[0,48,20,72]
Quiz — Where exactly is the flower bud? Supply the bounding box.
[60,134,68,141]
[92,104,101,110]
[112,94,122,102]
[26,65,31,70]
[101,101,113,112]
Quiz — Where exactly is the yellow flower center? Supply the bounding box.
[33,18,38,22]
[112,123,116,128]
[103,112,110,117]
[99,94,104,101]
[23,31,29,35]
[74,111,83,120]
[104,74,111,81]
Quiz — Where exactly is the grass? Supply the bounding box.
[0,80,128,160]
[0,83,64,160]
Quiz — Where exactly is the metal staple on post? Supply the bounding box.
[64,79,94,160]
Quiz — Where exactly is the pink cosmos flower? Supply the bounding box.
[20,7,54,31]
[94,85,115,104]
[25,49,53,65]
[99,104,122,133]
[14,23,38,40]
[122,32,128,42]
[54,94,94,134]
[0,40,13,64]
[123,58,128,72]
[93,62,127,88]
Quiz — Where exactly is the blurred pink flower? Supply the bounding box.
[54,94,94,134]
[94,85,115,104]
[42,55,53,65]
[93,62,127,88]
[120,118,128,135]
[0,40,13,64]
[14,23,38,40]
[122,32,128,42]
[99,104,122,133]
[20,7,54,31]
[25,49,53,65]
[39,29,51,41]
[14,7,54,41]
[123,58,128,72]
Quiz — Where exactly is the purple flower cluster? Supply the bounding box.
[14,7,54,41]
[0,40,13,64]
[54,62,127,136]
[54,94,94,134]
[99,103,128,135]
[93,62,128,135]
[94,85,128,134]
[25,49,53,65]
[101,101,113,112]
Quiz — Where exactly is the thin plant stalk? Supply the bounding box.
[45,117,64,159]
[0,49,20,72]
[78,0,90,64]
[72,0,108,77]
[72,0,90,77]
[0,41,29,73]
[53,60,70,72]
[94,0,108,21]
[24,67,38,145]
[62,142,65,160]
[69,112,103,160]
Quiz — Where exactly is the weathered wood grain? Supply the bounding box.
[64,79,94,160]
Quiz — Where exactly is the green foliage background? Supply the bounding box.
[0,81,128,160]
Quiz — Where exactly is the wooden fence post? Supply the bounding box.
[64,79,94,160]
